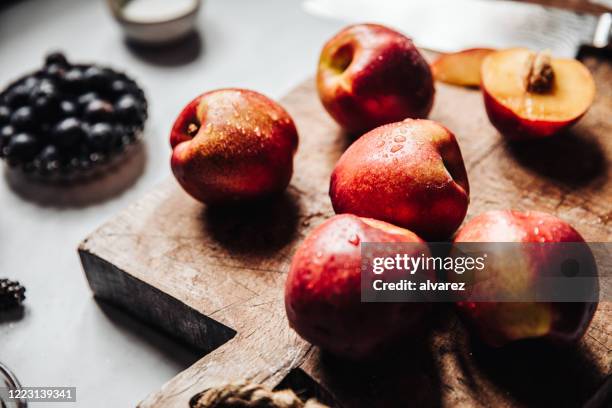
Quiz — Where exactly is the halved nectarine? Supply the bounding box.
[481,48,595,140]
[432,48,494,87]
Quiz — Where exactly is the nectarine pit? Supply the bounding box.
[524,50,554,93]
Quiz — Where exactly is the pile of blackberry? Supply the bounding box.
[0,279,25,310]
[0,52,147,180]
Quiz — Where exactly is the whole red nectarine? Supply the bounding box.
[452,210,598,347]
[317,23,435,133]
[285,214,431,360]
[170,89,298,204]
[329,119,469,241]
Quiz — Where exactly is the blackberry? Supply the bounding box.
[53,117,85,150]
[83,66,112,91]
[110,79,135,97]
[22,76,40,92]
[59,100,77,117]
[84,99,114,122]
[45,51,69,67]
[0,278,26,310]
[30,79,58,101]
[44,64,66,82]
[6,133,40,161]
[32,93,61,121]
[37,145,61,172]
[0,106,10,125]
[1,124,15,139]
[86,123,117,152]
[0,125,15,153]
[4,84,29,108]
[10,106,36,130]
[38,144,60,161]
[29,80,61,121]
[113,124,128,149]
[63,68,85,91]
[77,92,99,108]
[115,95,141,124]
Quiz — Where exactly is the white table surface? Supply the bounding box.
[0,1,342,406]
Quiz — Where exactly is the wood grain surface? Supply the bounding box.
[79,52,612,407]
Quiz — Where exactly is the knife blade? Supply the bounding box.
[303,0,611,57]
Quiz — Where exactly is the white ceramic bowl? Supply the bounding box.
[0,361,26,408]
[107,0,202,45]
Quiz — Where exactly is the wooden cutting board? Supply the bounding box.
[79,52,612,407]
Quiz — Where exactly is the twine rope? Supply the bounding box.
[192,382,329,408]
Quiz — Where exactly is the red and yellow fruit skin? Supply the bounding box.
[285,214,431,360]
[170,89,298,204]
[317,23,435,134]
[431,48,495,87]
[483,89,584,141]
[329,119,469,241]
[453,210,597,347]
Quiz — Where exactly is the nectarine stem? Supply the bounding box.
[524,50,554,93]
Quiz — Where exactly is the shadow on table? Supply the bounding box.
[505,127,607,188]
[0,0,22,13]
[202,188,301,256]
[0,306,25,324]
[96,300,201,370]
[124,31,204,67]
[287,304,452,408]
[4,141,146,208]
[460,335,606,407]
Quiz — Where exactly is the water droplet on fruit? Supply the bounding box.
[348,234,360,246]
[394,135,406,142]
[533,227,539,235]
[391,144,403,153]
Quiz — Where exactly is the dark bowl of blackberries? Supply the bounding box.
[0,52,147,182]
